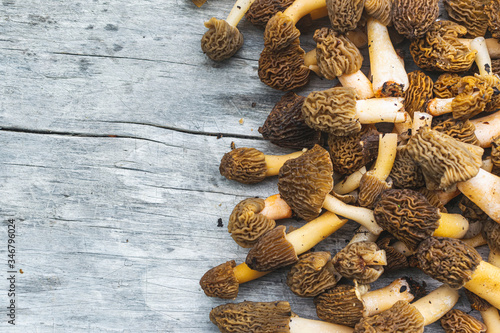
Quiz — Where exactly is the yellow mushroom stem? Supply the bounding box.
[470,37,493,76]
[289,316,354,333]
[471,110,500,148]
[462,233,487,248]
[226,0,258,27]
[457,168,500,223]
[367,17,409,97]
[346,28,368,49]
[283,0,327,24]
[432,213,469,238]
[232,262,270,284]
[412,285,460,326]
[285,212,348,255]
[309,6,329,20]
[361,278,416,316]
[264,150,305,176]
[333,166,367,195]
[370,133,398,180]
[303,49,322,76]
[464,261,500,309]
[322,194,383,235]
[411,111,433,135]
[338,71,375,99]
[489,248,500,268]
[355,98,408,124]
[349,226,379,244]
[480,307,500,333]
[459,38,500,59]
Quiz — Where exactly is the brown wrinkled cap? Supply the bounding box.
[314,28,363,80]
[258,39,310,91]
[302,87,361,137]
[404,71,434,118]
[219,148,267,184]
[492,136,500,170]
[278,144,333,221]
[486,0,500,38]
[314,284,365,327]
[482,218,500,252]
[259,92,321,149]
[391,0,439,39]
[328,127,379,175]
[364,0,391,26]
[353,300,425,333]
[200,260,239,299]
[433,73,461,98]
[332,241,385,283]
[210,301,291,333]
[228,198,276,248]
[444,0,489,37]
[459,195,491,224]
[358,171,392,209]
[450,76,493,120]
[374,189,441,251]
[246,225,298,271]
[201,18,244,61]
[264,12,300,51]
[406,127,483,191]
[493,60,500,76]
[482,74,500,113]
[415,187,448,213]
[465,289,492,311]
[410,21,476,72]
[376,235,410,271]
[286,252,341,297]
[390,146,426,189]
[326,0,365,33]
[432,116,480,146]
[417,237,482,288]
[331,190,358,205]
[246,0,294,28]
[441,309,487,333]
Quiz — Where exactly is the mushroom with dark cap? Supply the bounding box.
[444,0,490,37]
[245,0,295,27]
[486,0,500,39]
[440,309,487,333]
[376,234,410,271]
[325,0,364,34]
[315,278,418,327]
[417,237,500,309]
[389,146,425,189]
[219,146,304,184]
[391,0,439,39]
[465,290,500,332]
[494,59,500,75]
[286,251,341,297]
[482,219,500,267]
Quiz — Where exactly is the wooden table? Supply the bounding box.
[0,1,487,331]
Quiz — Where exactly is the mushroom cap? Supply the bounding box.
[364,0,392,26]
[286,252,341,297]
[417,237,482,288]
[200,260,239,299]
[486,0,500,39]
[302,87,361,137]
[326,0,365,34]
[464,289,492,311]
[373,189,441,251]
[432,116,480,146]
[376,234,410,271]
[228,198,276,248]
[258,39,310,91]
[482,218,500,252]
[264,12,300,51]
[391,0,439,39]
[219,147,267,184]
[390,146,426,189]
[492,136,500,171]
[353,300,425,333]
[404,71,434,118]
[440,309,487,333]
[314,284,366,327]
[409,20,476,72]
[415,187,448,213]
[406,127,483,191]
[210,301,292,333]
[433,73,461,98]
[493,59,500,76]
[458,195,491,224]
[332,241,386,284]
[444,0,490,37]
[358,171,393,209]
[258,92,321,150]
[450,76,494,120]
[314,27,363,80]
[245,225,298,271]
[245,0,294,28]
[201,18,244,61]
[327,127,379,175]
[278,144,333,221]
[482,74,500,113]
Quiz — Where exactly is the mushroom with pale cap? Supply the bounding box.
[432,116,480,146]
[433,73,461,98]
[444,0,490,37]
[440,309,487,333]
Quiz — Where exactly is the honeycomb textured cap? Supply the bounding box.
[364,0,392,26]
[390,146,425,189]
[432,117,479,146]
[404,70,434,118]
[444,0,489,37]
[326,0,365,33]
[391,0,439,39]
[246,0,294,27]
[200,260,239,299]
[314,284,365,327]
[219,148,266,184]
[358,171,392,209]
[264,12,300,51]
[440,309,487,333]
[433,73,461,98]
[201,18,243,61]
[482,218,500,252]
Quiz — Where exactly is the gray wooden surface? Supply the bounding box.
[0,1,488,332]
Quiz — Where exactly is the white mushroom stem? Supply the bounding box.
[349,226,379,244]
[370,133,398,180]
[338,71,375,99]
[322,194,384,235]
[283,0,327,24]
[470,37,493,76]
[286,212,348,255]
[457,168,500,223]
[393,241,414,257]
[356,98,407,123]
[361,278,416,316]
[264,150,305,176]
[260,194,293,220]
[480,307,500,333]
[482,158,494,173]
[462,233,487,248]
[333,166,367,194]
[304,49,322,76]
[426,98,453,116]
[289,316,354,333]
[412,112,433,135]
[226,0,258,27]
[367,17,409,97]
[464,261,500,309]
[459,38,500,59]
[393,113,412,137]
[433,213,469,238]
[412,285,460,326]
[470,110,500,148]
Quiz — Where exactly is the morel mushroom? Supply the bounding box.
[483,219,500,267]
[376,234,410,271]
[325,0,364,34]
[391,0,439,39]
[433,73,461,98]
[246,0,295,27]
[465,290,500,333]
[367,17,409,97]
[440,309,487,333]
[315,278,417,327]
[459,38,500,59]
[210,300,354,333]
[432,116,480,146]
[444,0,489,37]
[364,0,391,26]
[201,0,257,61]
[389,145,425,189]
[219,147,304,184]
[486,0,500,39]
[417,237,500,309]
[286,251,341,297]
[404,71,434,118]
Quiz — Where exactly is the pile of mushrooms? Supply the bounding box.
[197,0,500,331]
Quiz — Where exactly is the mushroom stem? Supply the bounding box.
[361,278,416,316]
[370,133,398,180]
[462,233,487,248]
[264,150,305,176]
[481,307,500,333]
[309,6,329,20]
[346,28,368,49]
[412,112,433,135]
[286,212,348,255]
[339,71,375,99]
[464,261,500,309]
[459,38,500,59]
[355,98,407,124]
[367,17,409,97]
[322,194,384,235]
[289,316,354,333]
[470,37,493,76]
[412,285,460,326]
[304,49,322,76]
[283,0,327,24]
[434,188,461,206]
[349,226,379,244]
[333,166,367,195]
[393,241,414,257]
[426,97,454,116]
[260,194,293,220]
[470,110,500,148]
[232,262,269,283]
[432,213,469,238]
[226,0,258,26]
[457,168,500,223]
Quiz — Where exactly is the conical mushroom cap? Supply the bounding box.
[314,284,366,327]
[200,260,239,299]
